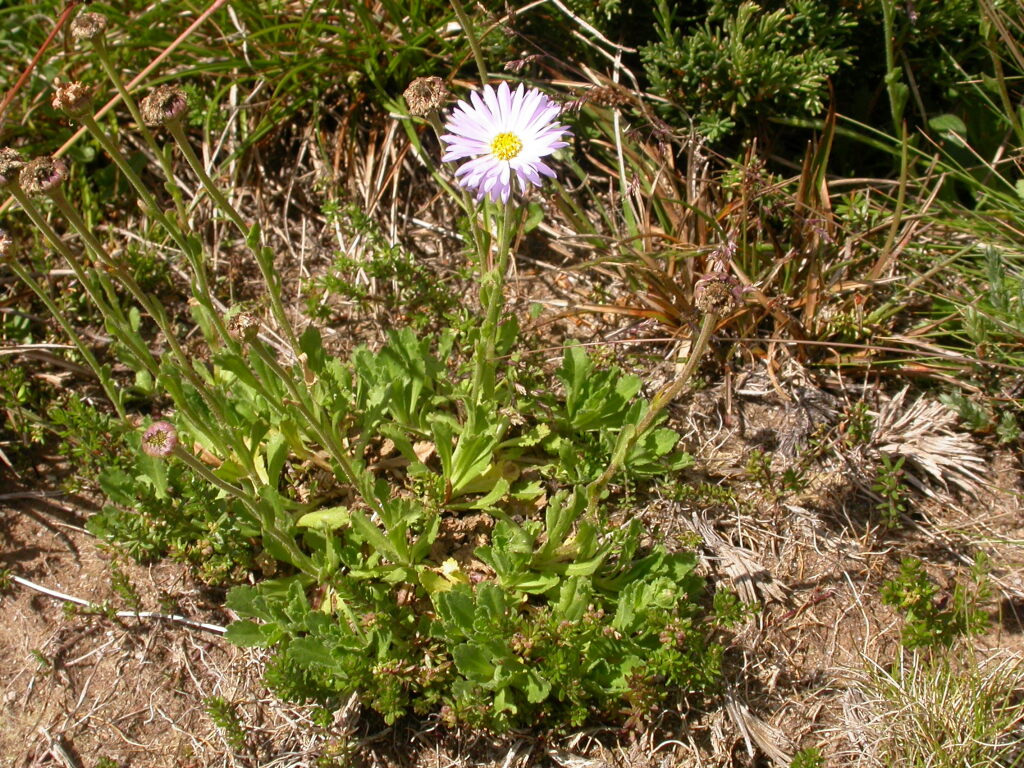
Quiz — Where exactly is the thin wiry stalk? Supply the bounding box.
[166,119,300,353]
[75,111,235,351]
[90,38,188,221]
[586,310,719,513]
[6,184,157,376]
[44,188,258,474]
[5,257,126,419]
[448,0,488,85]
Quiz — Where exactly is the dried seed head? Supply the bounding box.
[20,156,68,197]
[142,420,178,458]
[403,76,449,116]
[0,229,12,260]
[140,84,189,127]
[587,85,633,108]
[70,12,108,43]
[0,147,26,188]
[694,273,740,316]
[227,311,261,344]
[51,80,93,118]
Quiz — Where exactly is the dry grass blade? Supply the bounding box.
[724,688,794,766]
[682,513,786,604]
[872,387,988,497]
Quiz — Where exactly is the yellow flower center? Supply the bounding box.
[490,132,523,161]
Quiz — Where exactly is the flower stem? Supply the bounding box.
[449,0,489,85]
[165,119,299,353]
[171,442,315,575]
[46,188,250,470]
[76,112,233,351]
[585,311,719,514]
[91,39,187,221]
[172,443,251,499]
[7,185,157,376]
[5,257,126,419]
[470,199,515,406]
[248,340,381,513]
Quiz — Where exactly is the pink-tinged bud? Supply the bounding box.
[0,147,26,188]
[142,420,178,458]
[70,12,108,43]
[140,85,189,127]
[19,156,68,197]
[52,80,93,118]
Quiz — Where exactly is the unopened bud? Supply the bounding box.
[140,85,189,127]
[142,420,178,458]
[0,148,26,188]
[52,80,93,118]
[0,230,12,260]
[20,156,68,197]
[403,76,449,116]
[70,12,108,43]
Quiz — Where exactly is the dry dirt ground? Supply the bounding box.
[2,362,1023,768]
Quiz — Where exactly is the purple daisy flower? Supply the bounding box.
[440,81,570,203]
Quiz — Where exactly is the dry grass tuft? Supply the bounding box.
[871,388,988,498]
[842,648,1024,768]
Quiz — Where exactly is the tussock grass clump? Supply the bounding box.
[847,651,1024,768]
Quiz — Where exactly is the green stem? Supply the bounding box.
[421,110,491,264]
[881,0,906,134]
[47,189,248,470]
[8,185,158,375]
[248,341,379,512]
[586,311,719,514]
[6,258,126,419]
[49,191,193,374]
[77,113,233,351]
[172,443,253,500]
[982,22,1024,146]
[876,123,909,280]
[470,199,515,406]
[449,0,488,85]
[174,441,316,574]
[91,40,187,221]
[165,119,299,352]
[77,114,185,251]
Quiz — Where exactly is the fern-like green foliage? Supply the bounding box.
[641,0,854,140]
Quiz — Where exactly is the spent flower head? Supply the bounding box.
[0,148,26,188]
[52,80,93,118]
[440,81,570,203]
[227,311,261,344]
[70,12,108,43]
[404,76,449,117]
[20,157,68,197]
[694,272,743,316]
[142,420,178,458]
[0,229,12,260]
[140,85,189,127]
